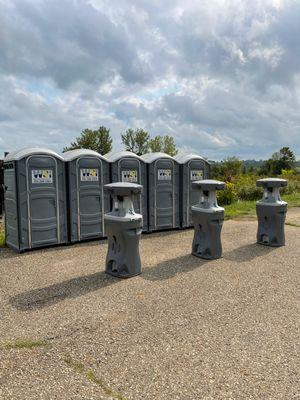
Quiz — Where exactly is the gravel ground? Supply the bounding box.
[0,209,299,400]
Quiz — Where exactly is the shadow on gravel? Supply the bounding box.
[223,242,276,262]
[1,240,107,260]
[0,247,23,259]
[143,253,209,281]
[141,228,190,241]
[9,271,119,311]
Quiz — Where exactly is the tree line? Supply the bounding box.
[63,126,178,156]
[212,147,297,181]
[63,126,297,178]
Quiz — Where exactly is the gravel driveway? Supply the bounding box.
[0,209,299,399]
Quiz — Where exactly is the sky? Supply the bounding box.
[0,0,300,160]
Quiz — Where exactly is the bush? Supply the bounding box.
[281,169,296,178]
[237,185,263,201]
[281,181,299,195]
[235,175,263,201]
[214,171,300,207]
[280,170,300,195]
[217,182,238,205]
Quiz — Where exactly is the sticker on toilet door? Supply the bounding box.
[80,168,99,181]
[121,170,138,182]
[190,170,203,181]
[158,169,172,180]
[32,169,53,183]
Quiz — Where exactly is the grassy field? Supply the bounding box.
[224,200,257,219]
[224,192,300,219]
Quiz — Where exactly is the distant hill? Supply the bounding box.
[242,160,264,168]
[210,159,300,167]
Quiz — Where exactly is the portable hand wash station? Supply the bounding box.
[191,179,226,259]
[256,178,288,247]
[104,182,143,278]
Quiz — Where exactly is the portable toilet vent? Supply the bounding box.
[4,148,68,252]
[175,153,210,228]
[141,152,180,232]
[104,150,148,231]
[63,149,110,242]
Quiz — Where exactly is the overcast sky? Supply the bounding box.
[0,0,300,160]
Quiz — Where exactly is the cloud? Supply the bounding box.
[0,0,300,160]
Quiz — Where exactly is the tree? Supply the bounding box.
[212,157,242,182]
[260,147,296,175]
[149,136,163,153]
[64,126,113,154]
[163,135,178,156]
[121,128,150,155]
[149,135,178,156]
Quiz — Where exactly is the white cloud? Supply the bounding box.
[0,0,300,160]
[248,43,284,68]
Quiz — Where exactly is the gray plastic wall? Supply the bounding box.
[4,153,68,252]
[104,182,143,278]
[178,157,210,228]
[191,180,225,259]
[145,156,180,232]
[66,155,110,242]
[107,155,148,231]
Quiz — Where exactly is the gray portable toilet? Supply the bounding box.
[104,150,148,231]
[141,152,180,232]
[63,149,110,242]
[175,153,211,228]
[4,148,68,252]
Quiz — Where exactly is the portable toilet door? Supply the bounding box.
[104,150,148,231]
[64,149,110,242]
[141,152,179,232]
[4,148,68,252]
[175,153,211,228]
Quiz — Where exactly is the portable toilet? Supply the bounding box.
[141,152,180,232]
[104,150,148,231]
[175,153,211,228]
[3,148,68,252]
[63,149,110,242]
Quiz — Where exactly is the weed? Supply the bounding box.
[63,357,85,373]
[63,357,128,400]
[4,339,47,349]
[285,222,300,228]
[0,228,5,246]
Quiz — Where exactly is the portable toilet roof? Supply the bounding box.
[4,147,64,162]
[104,150,143,162]
[140,152,175,163]
[175,153,209,164]
[63,149,107,161]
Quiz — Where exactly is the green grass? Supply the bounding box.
[64,357,85,373]
[4,339,47,349]
[224,200,256,219]
[64,357,128,400]
[223,191,300,220]
[0,227,5,246]
[282,192,300,207]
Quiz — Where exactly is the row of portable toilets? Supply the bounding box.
[3,147,210,252]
